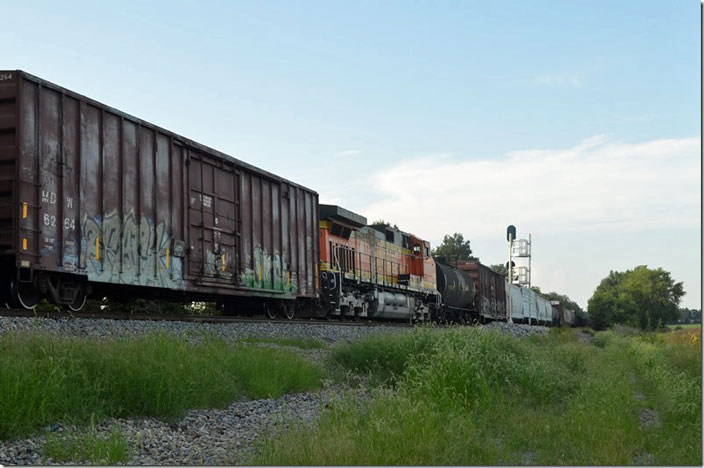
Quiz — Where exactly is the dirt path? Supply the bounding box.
[630,374,661,465]
[575,329,593,344]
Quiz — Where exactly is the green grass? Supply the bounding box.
[666,323,702,330]
[239,336,327,350]
[0,331,324,440]
[254,326,701,465]
[43,427,130,465]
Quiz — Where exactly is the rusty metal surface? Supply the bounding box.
[456,260,507,320]
[1,70,319,300]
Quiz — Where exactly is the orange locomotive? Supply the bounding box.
[318,204,474,322]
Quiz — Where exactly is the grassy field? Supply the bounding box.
[667,323,702,330]
[239,336,327,349]
[254,326,702,465]
[0,331,324,440]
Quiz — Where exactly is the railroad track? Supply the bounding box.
[0,307,412,327]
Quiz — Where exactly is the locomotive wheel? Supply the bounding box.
[10,280,41,310]
[263,302,278,319]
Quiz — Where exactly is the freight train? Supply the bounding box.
[0,70,574,326]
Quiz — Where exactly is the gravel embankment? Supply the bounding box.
[0,316,409,344]
[0,316,548,465]
[482,320,550,337]
[1,382,363,465]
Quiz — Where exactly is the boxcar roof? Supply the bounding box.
[11,70,318,195]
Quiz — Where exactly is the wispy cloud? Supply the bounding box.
[534,73,583,87]
[335,149,361,158]
[533,64,603,88]
[360,136,700,241]
[609,113,658,124]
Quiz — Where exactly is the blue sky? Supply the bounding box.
[3,0,700,309]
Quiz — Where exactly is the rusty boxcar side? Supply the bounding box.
[456,260,507,321]
[0,70,318,310]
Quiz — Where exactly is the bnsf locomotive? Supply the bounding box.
[318,204,473,322]
[0,71,570,325]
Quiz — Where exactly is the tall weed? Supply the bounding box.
[255,326,701,465]
[0,331,323,439]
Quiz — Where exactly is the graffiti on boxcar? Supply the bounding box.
[241,246,296,294]
[202,249,233,280]
[80,210,185,289]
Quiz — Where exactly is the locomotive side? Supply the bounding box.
[0,70,319,314]
[318,204,474,322]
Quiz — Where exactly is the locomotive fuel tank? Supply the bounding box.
[435,262,474,309]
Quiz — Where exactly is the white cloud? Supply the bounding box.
[335,149,361,158]
[360,136,700,243]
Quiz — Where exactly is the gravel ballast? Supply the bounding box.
[1,383,360,466]
[0,316,409,344]
[0,315,549,465]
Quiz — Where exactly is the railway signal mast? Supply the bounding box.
[506,225,516,323]
[507,226,532,286]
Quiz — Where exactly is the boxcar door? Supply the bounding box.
[186,149,238,284]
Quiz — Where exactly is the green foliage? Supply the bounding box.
[370,219,399,229]
[43,427,130,465]
[0,332,323,440]
[432,233,477,262]
[588,266,684,330]
[489,263,508,277]
[254,327,701,466]
[530,286,585,316]
[331,328,438,384]
[240,336,327,350]
[675,307,702,325]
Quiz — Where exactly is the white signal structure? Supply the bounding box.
[507,232,532,287]
[511,238,531,258]
[512,265,530,285]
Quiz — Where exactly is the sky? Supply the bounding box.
[3,0,700,310]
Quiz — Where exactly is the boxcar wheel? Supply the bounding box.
[263,302,278,319]
[284,302,295,320]
[10,280,40,310]
[65,288,87,312]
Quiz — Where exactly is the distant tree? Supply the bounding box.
[587,266,684,330]
[370,219,398,229]
[677,308,692,324]
[675,307,702,325]
[529,286,585,317]
[432,233,478,262]
[489,263,508,277]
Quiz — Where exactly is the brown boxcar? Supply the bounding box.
[456,260,507,321]
[0,70,318,311]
